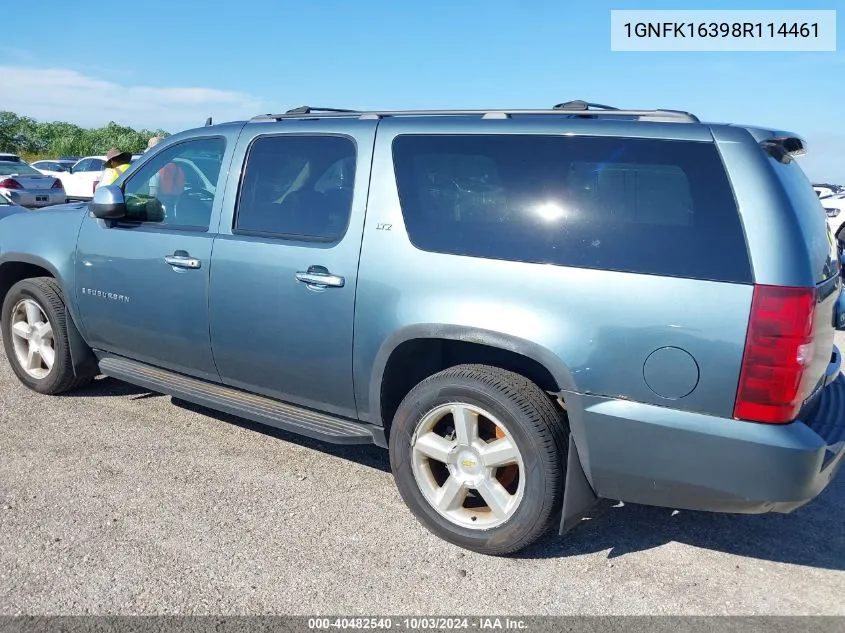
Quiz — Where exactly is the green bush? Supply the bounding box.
[0,111,170,161]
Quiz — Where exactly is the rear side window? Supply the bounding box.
[235,135,357,241]
[392,134,752,282]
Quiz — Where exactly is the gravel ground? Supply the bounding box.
[1,336,844,616]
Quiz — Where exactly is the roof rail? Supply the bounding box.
[284,105,361,115]
[249,105,700,123]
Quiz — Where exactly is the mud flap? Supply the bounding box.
[65,306,97,377]
[559,434,600,535]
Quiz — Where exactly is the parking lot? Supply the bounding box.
[1,335,844,617]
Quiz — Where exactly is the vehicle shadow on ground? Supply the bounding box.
[61,375,160,400]
[521,481,845,570]
[170,389,845,571]
[171,397,392,474]
[63,377,391,471]
[64,377,845,570]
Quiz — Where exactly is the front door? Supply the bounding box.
[75,136,229,381]
[209,120,377,419]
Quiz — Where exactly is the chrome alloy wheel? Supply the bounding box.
[10,299,55,379]
[410,403,525,530]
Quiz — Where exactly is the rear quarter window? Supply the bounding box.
[392,134,752,283]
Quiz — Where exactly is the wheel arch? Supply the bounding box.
[367,324,577,431]
[0,254,96,378]
[0,254,62,301]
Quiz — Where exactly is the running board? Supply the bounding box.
[98,356,381,446]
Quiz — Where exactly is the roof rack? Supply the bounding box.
[553,100,620,111]
[249,101,700,123]
[284,106,361,115]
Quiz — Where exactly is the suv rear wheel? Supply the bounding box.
[1,277,95,394]
[389,364,568,555]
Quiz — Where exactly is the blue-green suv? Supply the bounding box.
[1,102,844,555]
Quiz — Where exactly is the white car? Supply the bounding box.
[31,159,77,178]
[814,183,843,199]
[822,193,845,235]
[58,155,107,201]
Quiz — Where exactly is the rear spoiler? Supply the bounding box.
[736,125,808,161]
[761,134,807,158]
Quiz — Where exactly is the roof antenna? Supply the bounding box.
[205,117,212,126]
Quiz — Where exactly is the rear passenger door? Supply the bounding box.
[208,119,378,419]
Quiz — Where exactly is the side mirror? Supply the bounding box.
[90,185,126,220]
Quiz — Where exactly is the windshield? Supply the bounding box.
[0,163,42,176]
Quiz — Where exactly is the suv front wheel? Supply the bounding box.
[1,277,95,394]
[389,364,568,555]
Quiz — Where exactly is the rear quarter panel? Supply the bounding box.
[714,125,839,404]
[353,117,754,427]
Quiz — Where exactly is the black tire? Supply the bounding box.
[389,364,568,556]
[1,277,95,394]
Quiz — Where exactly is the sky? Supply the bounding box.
[2,0,843,182]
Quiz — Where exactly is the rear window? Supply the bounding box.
[0,163,41,176]
[392,134,752,283]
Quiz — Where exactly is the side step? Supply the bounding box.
[98,355,381,446]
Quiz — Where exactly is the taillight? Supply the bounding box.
[51,179,63,189]
[93,181,98,193]
[0,178,22,189]
[734,285,816,424]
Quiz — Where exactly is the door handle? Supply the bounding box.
[295,265,344,288]
[164,250,201,270]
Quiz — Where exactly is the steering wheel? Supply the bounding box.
[173,188,214,226]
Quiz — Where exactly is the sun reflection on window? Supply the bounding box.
[534,201,567,222]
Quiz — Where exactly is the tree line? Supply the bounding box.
[0,111,170,161]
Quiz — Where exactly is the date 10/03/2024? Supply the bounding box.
[307,617,529,630]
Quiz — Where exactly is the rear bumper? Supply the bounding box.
[564,353,845,515]
[2,190,67,208]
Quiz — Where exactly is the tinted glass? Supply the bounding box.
[73,159,91,172]
[392,134,752,283]
[236,135,356,241]
[122,137,226,229]
[89,159,105,171]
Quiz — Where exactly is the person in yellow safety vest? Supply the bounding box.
[97,148,132,188]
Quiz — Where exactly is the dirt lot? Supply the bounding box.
[1,337,844,615]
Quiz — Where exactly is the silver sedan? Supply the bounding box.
[0,161,67,208]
